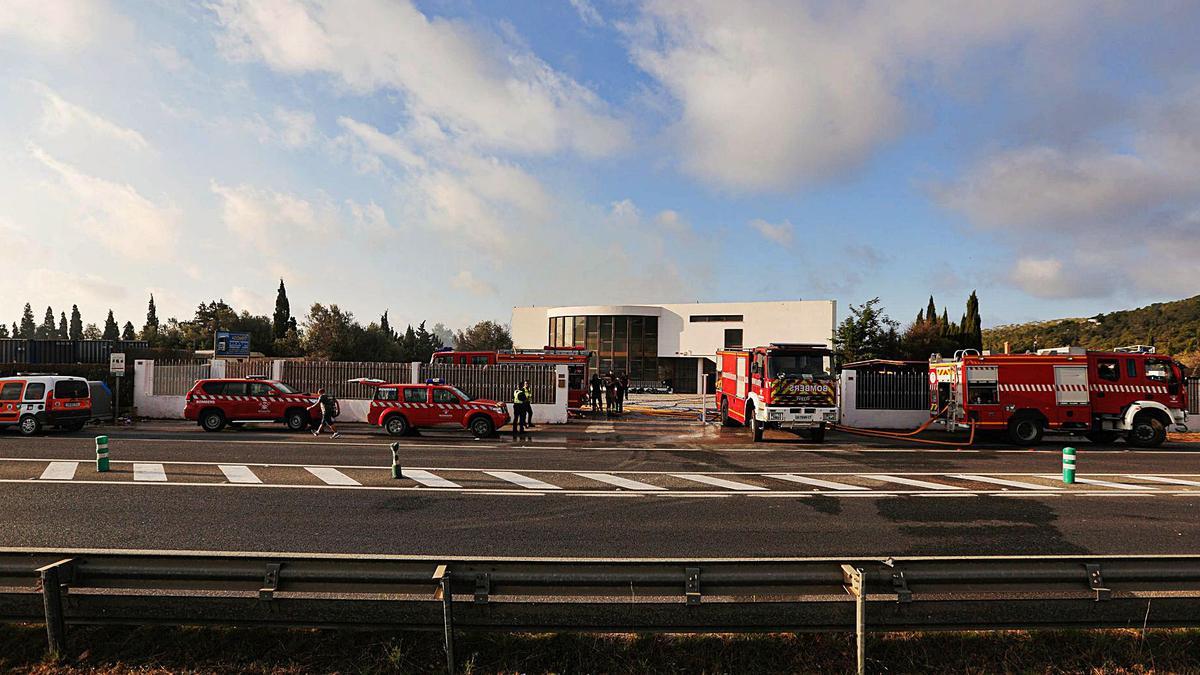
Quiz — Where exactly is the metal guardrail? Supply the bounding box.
[2,550,1199,673]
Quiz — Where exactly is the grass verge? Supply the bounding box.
[1,624,1198,674]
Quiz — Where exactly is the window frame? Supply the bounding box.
[0,382,24,401]
[403,387,428,403]
[23,382,46,401]
[1097,359,1120,382]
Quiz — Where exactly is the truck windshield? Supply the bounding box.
[767,354,829,379]
[451,386,474,401]
[272,382,298,394]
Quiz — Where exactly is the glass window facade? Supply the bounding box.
[549,315,659,382]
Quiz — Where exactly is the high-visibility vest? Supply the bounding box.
[513,389,527,404]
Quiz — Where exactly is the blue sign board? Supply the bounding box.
[214,331,251,358]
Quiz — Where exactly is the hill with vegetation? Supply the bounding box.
[983,295,1200,367]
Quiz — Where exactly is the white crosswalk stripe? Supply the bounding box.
[133,463,167,482]
[1039,475,1154,490]
[864,474,965,490]
[671,474,768,491]
[404,469,462,488]
[584,424,615,434]
[577,472,666,491]
[218,465,262,484]
[39,461,78,481]
[950,475,1061,491]
[764,474,870,491]
[305,467,361,486]
[1125,475,1200,487]
[485,471,562,490]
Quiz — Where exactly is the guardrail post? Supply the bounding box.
[842,565,866,675]
[1063,447,1076,484]
[95,436,109,472]
[434,565,455,674]
[37,559,73,658]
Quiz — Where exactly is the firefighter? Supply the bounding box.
[512,384,530,438]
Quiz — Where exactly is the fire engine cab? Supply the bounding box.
[715,343,838,442]
[930,347,1189,447]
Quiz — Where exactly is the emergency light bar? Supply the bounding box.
[425,378,444,384]
[346,377,387,386]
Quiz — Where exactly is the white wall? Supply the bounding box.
[513,300,837,358]
[838,370,931,430]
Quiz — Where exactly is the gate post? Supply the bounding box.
[37,559,73,657]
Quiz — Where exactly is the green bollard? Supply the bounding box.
[1062,446,1076,484]
[95,435,110,472]
[390,442,402,480]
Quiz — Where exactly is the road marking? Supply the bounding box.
[39,462,78,481]
[218,465,262,484]
[133,463,167,482]
[764,474,869,491]
[950,474,1061,491]
[584,424,615,434]
[577,472,666,491]
[404,469,461,488]
[485,471,562,490]
[1126,475,1200,487]
[306,467,361,486]
[864,475,965,490]
[1039,475,1155,490]
[671,474,768,491]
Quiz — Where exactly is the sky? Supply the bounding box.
[2,0,1199,335]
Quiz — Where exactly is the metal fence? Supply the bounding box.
[223,359,274,379]
[1189,377,1199,415]
[151,360,211,396]
[281,361,416,399]
[421,363,556,403]
[5,549,1200,675]
[0,339,150,364]
[853,370,929,410]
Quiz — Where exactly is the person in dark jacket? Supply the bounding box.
[589,374,603,413]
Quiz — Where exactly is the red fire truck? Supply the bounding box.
[930,347,1189,447]
[715,343,838,442]
[431,347,591,408]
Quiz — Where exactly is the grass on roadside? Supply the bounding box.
[1,623,1198,674]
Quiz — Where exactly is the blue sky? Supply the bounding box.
[2,0,1199,335]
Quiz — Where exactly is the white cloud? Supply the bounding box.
[451,270,495,296]
[654,209,689,234]
[748,218,793,245]
[211,0,629,157]
[626,0,1114,191]
[34,82,150,151]
[273,107,317,148]
[1009,256,1115,299]
[211,181,331,251]
[28,144,178,260]
[569,0,604,27]
[0,0,124,53]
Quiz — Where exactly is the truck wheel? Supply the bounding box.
[285,409,309,432]
[384,414,409,437]
[469,415,495,438]
[18,415,41,437]
[1085,431,1119,445]
[720,400,736,427]
[200,410,226,432]
[1006,415,1043,446]
[749,407,764,442]
[809,424,826,443]
[1127,414,1166,448]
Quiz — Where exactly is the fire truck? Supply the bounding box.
[715,343,838,442]
[431,347,591,408]
[930,347,1189,447]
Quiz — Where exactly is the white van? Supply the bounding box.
[0,374,92,435]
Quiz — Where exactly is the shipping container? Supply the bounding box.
[0,339,151,364]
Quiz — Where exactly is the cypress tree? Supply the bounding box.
[11,322,18,338]
[58,312,68,339]
[69,305,83,340]
[20,304,36,338]
[143,294,159,340]
[926,296,937,325]
[964,290,982,351]
[272,279,292,339]
[37,306,56,339]
[102,310,119,340]
[121,321,136,340]
[380,310,392,337]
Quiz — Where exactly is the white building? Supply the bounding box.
[511,300,836,393]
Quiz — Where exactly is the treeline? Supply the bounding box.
[983,295,1200,368]
[834,292,983,366]
[8,280,514,362]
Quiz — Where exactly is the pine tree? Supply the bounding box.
[121,321,136,340]
[272,279,292,339]
[0,324,8,338]
[102,310,119,340]
[37,306,56,339]
[19,304,36,338]
[69,305,83,340]
[58,312,68,339]
[143,294,159,341]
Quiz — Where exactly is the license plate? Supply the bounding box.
[65,402,80,407]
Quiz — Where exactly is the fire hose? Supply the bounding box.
[830,405,978,447]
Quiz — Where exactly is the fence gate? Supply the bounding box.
[853,370,929,411]
[151,360,211,396]
[420,363,556,404]
[1189,378,1199,416]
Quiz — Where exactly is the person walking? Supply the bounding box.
[589,373,603,413]
[308,388,341,438]
[512,383,529,438]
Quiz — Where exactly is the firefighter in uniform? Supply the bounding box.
[512,384,530,438]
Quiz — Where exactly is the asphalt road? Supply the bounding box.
[2,418,1198,559]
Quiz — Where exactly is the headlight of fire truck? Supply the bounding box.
[824,411,837,421]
